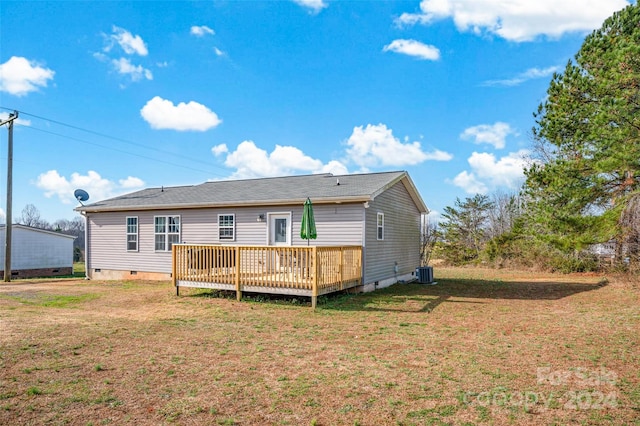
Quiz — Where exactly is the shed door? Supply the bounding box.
[269,214,290,246]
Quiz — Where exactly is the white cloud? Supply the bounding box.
[35,170,145,204]
[425,149,454,161]
[0,56,55,97]
[426,209,441,224]
[468,150,529,187]
[345,124,451,169]
[214,141,349,179]
[119,176,145,188]
[396,12,434,27]
[383,39,440,61]
[140,96,222,131]
[452,171,488,194]
[483,65,560,87]
[396,0,630,42]
[190,25,215,37]
[214,125,450,180]
[222,141,326,179]
[0,208,4,224]
[0,112,31,126]
[452,150,529,194]
[93,52,108,62]
[319,160,349,176]
[107,26,148,56]
[212,144,229,156]
[213,47,225,56]
[97,27,152,85]
[460,122,515,149]
[111,57,153,81]
[292,0,327,13]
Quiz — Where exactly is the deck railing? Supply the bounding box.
[172,244,362,307]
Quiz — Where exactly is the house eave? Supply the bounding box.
[369,172,428,214]
[75,195,373,214]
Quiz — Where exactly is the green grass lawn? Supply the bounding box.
[73,261,85,278]
[0,267,637,425]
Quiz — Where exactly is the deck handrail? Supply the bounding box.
[172,244,362,306]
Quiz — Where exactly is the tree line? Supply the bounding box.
[424,3,640,272]
[18,204,85,261]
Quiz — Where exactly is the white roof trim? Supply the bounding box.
[0,224,77,239]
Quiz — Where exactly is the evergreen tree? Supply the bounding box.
[440,194,493,264]
[525,3,640,260]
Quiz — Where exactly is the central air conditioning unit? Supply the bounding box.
[416,266,434,284]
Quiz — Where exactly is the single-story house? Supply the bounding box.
[0,224,76,278]
[75,171,428,304]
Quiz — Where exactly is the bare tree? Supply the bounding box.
[487,191,521,239]
[619,193,640,269]
[420,214,439,266]
[19,204,49,229]
[53,217,85,250]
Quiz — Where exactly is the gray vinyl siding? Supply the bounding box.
[87,203,364,274]
[292,203,363,246]
[364,181,421,284]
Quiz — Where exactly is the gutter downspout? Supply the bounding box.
[81,211,90,280]
[362,201,368,286]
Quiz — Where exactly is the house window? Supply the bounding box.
[218,214,235,241]
[377,212,384,240]
[126,216,138,251]
[155,216,180,251]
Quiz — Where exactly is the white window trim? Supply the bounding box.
[218,213,236,242]
[154,215,181,252]
[377,212,384,241]
[126,216,138,252]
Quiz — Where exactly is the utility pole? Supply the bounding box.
[1,111,18,282]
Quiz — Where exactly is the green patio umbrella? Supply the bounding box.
[300,197,317,245]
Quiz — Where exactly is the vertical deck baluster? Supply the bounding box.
[172,245,363,306]
[235,246,241,301]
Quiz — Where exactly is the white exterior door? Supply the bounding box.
[269,213,291,246]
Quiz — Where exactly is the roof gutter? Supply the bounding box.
[75,195,373,214]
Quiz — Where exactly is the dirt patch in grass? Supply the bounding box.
[0,268,638,425]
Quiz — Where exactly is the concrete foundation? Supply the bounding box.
[0,267,73,279]
[90,269,171,281]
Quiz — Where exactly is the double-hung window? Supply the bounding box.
[218,214,235,241]
[126,217,138,251]
[155,215,180,251]
[377,212,384,241]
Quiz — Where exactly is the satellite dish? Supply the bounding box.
[74,189,90,205]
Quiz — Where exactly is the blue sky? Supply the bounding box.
[0,0,631,223]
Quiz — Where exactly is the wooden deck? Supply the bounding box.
[172,244,363,308]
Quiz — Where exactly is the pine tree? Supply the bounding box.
[440,195,493,264]
[525,3,640,261]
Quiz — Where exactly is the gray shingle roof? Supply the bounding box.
[76,171,427,213]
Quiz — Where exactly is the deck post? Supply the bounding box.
[339,246,344,289]
[168,244,363,304]
[312,246,318,309]
[172,245,178,296]
[235,246,242,301]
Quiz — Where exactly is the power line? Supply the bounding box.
[0,106,229,176]
[25,126,219,176]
